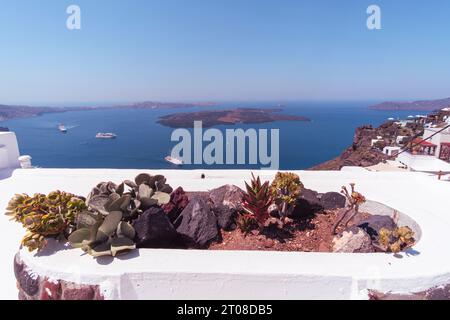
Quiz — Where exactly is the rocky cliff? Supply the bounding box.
[310,121,424,170]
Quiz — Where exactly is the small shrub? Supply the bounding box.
[270,172,303,216]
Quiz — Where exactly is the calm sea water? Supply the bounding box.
[1,102,414,170]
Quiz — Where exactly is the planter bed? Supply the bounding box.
[2,169,449,300]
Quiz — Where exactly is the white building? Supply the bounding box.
[423,126,450,162]
[0,132,20,170]
[383,146,401,157]
[396,136,407,145]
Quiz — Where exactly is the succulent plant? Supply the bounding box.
[378,226,415,253]
[236,213,258,235]
[270,172,303,216]
[5,191,87,252]
[68,173,173,257]
[68,210,137,257]
[332,183,366,235]
[86,173,173,221]
[242,173,273,226]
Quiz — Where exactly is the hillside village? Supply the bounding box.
[312,107,450,175]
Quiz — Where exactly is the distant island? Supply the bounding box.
[157,108,310,128]
[116,101,217,109]
[0,101,216,122]
[369,97,450,111]
[0,105,96,122]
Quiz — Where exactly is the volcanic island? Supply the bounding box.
[157,108,311,128]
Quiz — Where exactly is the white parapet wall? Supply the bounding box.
[1,168,450,299]
[0,132,20,169]
[397,152,450,173]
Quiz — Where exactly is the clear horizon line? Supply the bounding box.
[2,96,449,108]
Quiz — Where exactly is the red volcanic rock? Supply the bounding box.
[162,187,189,223]
[62,283,96,300]
[40,280,61,300]
[14,254,104,300]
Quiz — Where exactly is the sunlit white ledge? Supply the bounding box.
[2,168,450,299]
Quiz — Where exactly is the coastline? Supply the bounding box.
[311,107,450,170]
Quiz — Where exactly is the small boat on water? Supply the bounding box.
[58,123,67,133]
[165,156,183,166]
[96,132,117,139]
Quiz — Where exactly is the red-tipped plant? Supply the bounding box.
[242,173,273,226]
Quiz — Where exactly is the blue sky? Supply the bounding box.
[1,0,450,105]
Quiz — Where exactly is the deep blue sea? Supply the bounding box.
[1,102,415,170]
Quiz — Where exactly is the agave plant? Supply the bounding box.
[5,191,87,251]
[86,173,173,220]
[242,173,273,226]
[270,172,303,217]
[378,226,415,253]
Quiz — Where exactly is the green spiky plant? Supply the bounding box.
[5,191,87,252]
[241,173,273,228]
[236,213,259,235]
[270,172,303,217]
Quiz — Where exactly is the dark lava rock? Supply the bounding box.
[186,191,210,203]
[320,192,346,210]
[62,284,95,300]
[209,185,244,210]
[14,253,23,280]
[212,204,237,231]
[357,215,396,241]
[425,284,450,300]
[293,188,324,217]
[369,283,450,300]
[162,187,189,223]
[132,207,179,248]
[17,268,40,296]
[175,196,219,247]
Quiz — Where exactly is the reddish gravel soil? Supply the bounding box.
[209,209,372,252]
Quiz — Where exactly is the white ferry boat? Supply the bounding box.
[165,156,184,166]
[58,123,67,133]
[95,133,117,139]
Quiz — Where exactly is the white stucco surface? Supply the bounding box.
[0,132,20,170]
[1,168,450,299]
[397,152,450,173]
